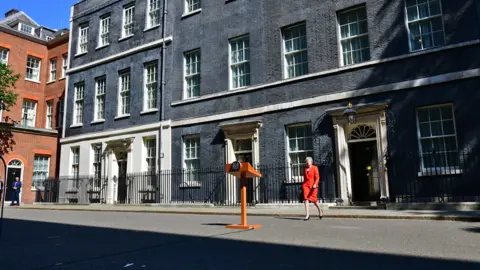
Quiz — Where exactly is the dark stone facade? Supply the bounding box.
[65,0,173,136]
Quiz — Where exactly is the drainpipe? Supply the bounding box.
[62,6,75,139]
[158,0,168,172]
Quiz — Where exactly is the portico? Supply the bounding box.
[328,101,391,205]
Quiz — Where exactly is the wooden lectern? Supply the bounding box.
[224,161,262,230]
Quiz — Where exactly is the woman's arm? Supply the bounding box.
[314,166,320,186]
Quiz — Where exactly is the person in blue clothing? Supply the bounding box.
[10,177,21,206]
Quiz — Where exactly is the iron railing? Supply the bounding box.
[40,164,336,205]
[40,150,480,205]
[388,150,480,203]
[42,176,108,204]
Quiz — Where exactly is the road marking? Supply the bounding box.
[124,263,135,268]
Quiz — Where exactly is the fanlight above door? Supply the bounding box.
[349,125,376,141]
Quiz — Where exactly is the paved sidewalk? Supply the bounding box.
[14,204,480,221]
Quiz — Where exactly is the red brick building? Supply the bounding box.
[0,9,68,204]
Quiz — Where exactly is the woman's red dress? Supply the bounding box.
[302,165,320,203]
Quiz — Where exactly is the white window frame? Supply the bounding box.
[143,63,158,111]
[122,5,135,38]
[282,23,308,79]
[184,50,201,99]
[71,147,80,178]
[46,100,53,129]
[18,23,35,35]
[92,144,102,182]
[286,123,314,183]
[78,25,89,54]
[229,35,250,90]
[26,56,41,82]
[0,47,9,64]
[94,77,106,121]
[118,71,131,116]
[49,58,57,82]
[98,15,110,47]
[21,99,37,128]
[415,104,461,175]
[32,155,50,189]
[144,137,157,173]
[182,136,200,186]
[337,5,371,66]
[73,83,84,125]
[404,0,446,52]
[147,0,161,29]
[61,54,67,78]
[185,0,201,14]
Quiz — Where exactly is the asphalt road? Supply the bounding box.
[1,209,479,270]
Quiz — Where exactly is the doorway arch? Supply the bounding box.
[6,159,24,203]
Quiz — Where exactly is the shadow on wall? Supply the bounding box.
[0,129,15,156]
[360,0,479,90]
[1,218,479,269]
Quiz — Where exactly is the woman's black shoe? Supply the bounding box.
[304,216,310,221]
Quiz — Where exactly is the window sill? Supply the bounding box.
[25,78,41,84]
[230,85,249,91]
[144,25,160,32]
[59,77,66,81]
[140,109,158,115]
[114,114,130,120]
[183,96,201,101]
[95,44,110,50]
[69,123,83,128]
[91,119,105,125]
[74,52,87,58]
[417,169,463,177]
[31,187,44,191]
[46,80,56,85]
[119,35,134,42]
[410,44,444,54]
[180,181,202,189]
[181,9,202,19]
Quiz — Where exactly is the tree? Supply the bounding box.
[0,63,20,156]
[0,62,20,111]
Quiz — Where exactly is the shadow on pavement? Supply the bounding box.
[462,227,480,233]
[200,223,230,226]
[1,218,479,270]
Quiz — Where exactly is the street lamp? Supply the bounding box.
[343,103,357,125]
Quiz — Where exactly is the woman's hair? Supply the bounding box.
[305,157,313,163]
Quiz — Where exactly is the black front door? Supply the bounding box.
[235,153,254,204]
[117,156,128,203]
[6,168,21,202]
[349,141,380,202]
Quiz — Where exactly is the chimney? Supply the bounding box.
[5,9,19,18]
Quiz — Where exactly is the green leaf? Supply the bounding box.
[0,62,20,111]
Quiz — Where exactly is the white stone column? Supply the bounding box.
[106,150,117,204]
[333,124,352,204]
[252,129,261,203]
[224,137,237,204]
[378,111,390,199]
[160,120,172,204]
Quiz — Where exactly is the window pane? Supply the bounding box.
[429,107,441,121]
[421,139,433,153]
[429,0,441,15]
[444,136,457,151]
[419,123,431,137]
[442,120,455,135]
[430,121,442,136]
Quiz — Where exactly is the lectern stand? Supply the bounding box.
[225,161,262,230]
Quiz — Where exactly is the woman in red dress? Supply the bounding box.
[302,157,323,220]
